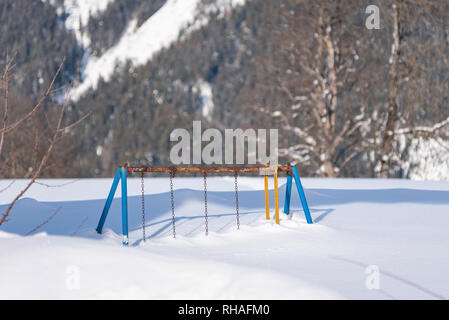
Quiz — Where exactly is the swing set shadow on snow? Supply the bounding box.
[96,164,312,245]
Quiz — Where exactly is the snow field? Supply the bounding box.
[1,177,449,299]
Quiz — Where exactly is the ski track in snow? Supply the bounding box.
[1,177,449,299]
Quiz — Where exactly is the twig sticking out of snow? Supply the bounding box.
[25,207,62,236]
[0,180,15,193]
[70,216,88,237]
[34,179,81,188]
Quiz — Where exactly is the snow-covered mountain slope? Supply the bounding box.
[1,177,448,299]
[67,0,246,100]
[45,0,115,47]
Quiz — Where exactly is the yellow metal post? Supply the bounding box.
[274,167,280,225]
[264,175,270,220]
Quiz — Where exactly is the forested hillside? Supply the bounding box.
[1,0,448,178]
[0,0,82,98]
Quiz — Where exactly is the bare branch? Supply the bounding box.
[0,55,85,226]
[0,104,64,225]
[0,51,18,158]
[57,111,91,133]
[395,116,449,136]
[0,57,66,135]
[0,180,15,193]
[25,207,62,236]
[70,216,88,237]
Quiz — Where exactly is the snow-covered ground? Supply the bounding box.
[1,177,448,299]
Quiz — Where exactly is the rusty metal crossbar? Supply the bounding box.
[126,165,292,174]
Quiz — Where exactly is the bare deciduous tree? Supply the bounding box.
[241,0,374,177]
[0,53,88,226]
[378,0,449,177]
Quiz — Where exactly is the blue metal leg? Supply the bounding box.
[96,168,121,234]
[121,167,129,245]
[283,174,292,215]
[291,166,313,224]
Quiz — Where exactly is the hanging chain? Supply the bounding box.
[203,171,209,236]
[169,169,176,238]
[234,170,240,230]
[141,172,146,242]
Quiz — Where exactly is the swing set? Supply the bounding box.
[96,164,312,245]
